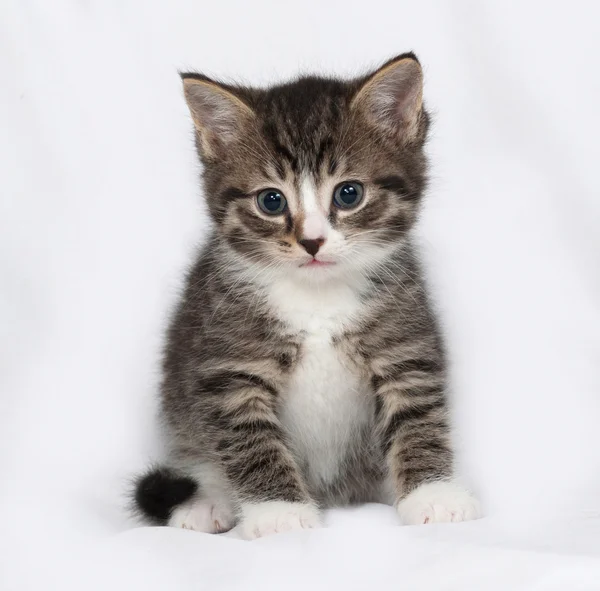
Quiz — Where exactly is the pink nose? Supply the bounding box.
[299,238,324,257]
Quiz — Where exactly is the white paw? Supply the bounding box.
[169,499,235,533]
[397,481,481,525]
[238,501,321,540]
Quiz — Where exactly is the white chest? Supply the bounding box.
[265,279,372,486]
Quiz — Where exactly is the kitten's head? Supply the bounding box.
[181,53,429,283]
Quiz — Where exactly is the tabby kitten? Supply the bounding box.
[133,53,480,539]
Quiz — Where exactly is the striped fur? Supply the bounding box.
[133,54,479,538]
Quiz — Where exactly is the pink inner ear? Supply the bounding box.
[395,78,421,124]
[184,80,249,144]
[192,89,236,136]
[367,60,423,132]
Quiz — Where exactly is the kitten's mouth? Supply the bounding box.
[301,259,336,268]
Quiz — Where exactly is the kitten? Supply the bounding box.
[133,53,480,539]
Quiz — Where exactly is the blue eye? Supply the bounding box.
[257,189,287,215]
[333,182,364,209]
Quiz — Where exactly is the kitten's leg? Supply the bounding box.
[169,497,235,533]
[192,375,320,539]
[372,358,480,525]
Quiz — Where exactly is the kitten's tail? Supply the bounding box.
[132,465,198,524]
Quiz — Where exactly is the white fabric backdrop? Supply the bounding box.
[2,1,600,589]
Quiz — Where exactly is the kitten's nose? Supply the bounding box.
[299,238,325,257]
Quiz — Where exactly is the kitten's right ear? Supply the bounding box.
[180,73,254,158]
[351,54,424,143]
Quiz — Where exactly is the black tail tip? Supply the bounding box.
[132,466,198,524]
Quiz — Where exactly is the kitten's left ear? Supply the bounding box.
[352,53,424,142]
[180,73,254,158]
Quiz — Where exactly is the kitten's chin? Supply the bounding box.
[288,259,362,285]
[293,266,339,282]
[300,259,336,268]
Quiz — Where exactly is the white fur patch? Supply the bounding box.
[299,176,329,240]
[299,176,321,214]
[169,498,235,533]
[238,501,320,540]
[267,276,372,487]
[396,481,481,525]
[303,213,328,240]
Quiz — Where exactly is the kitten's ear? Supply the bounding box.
[180,73,254,158]
[351,54,424,142]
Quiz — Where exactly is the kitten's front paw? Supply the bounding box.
[396,481,481,525]
[239,501,321,540]
[169,499,235,533]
